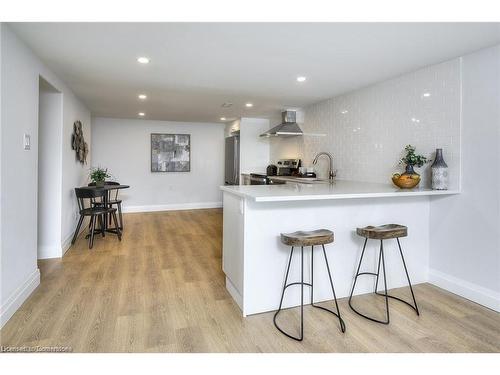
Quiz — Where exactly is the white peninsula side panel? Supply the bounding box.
[222,192,245,311]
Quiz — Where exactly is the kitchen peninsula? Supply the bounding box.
[220,180,459,316]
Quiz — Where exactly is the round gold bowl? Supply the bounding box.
[391,173,421,189]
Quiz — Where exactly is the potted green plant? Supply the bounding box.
[399,145,428,174]
[89,166,111,187]
[392,145,428,189]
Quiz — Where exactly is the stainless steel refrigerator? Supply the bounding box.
[225,135,240,185]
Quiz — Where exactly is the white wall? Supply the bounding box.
[239,118,270,175]
[429,45,500,311]
[270,59,461,189]
[37,81,63,259]
[60,88,91,253]
[0,24,91,327]
[91,117,224,212]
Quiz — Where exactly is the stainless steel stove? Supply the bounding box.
[248,159,301,185]
[276,159,301,176]
[249,173,286,185]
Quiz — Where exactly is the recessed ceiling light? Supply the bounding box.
[138,94,147,100]
[137,57,150,64]
[422,92,431,97]
[296,76,307,82]
[341,110,348,114]
[138,112,145,117]
[220,117,226,121]
[245,103,253,108]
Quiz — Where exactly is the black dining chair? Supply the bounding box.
[88,181,124,230]
[72,188,122,249]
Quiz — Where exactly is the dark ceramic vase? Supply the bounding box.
[404,164,417,176]
[431,148,448,190]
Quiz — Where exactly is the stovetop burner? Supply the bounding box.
[248,173,286,185]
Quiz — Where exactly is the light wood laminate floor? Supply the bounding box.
[1,209,499,352]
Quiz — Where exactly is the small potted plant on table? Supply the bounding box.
[89,166,111,187]
[392,145,428,189]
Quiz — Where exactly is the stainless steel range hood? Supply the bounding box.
[260,110,303,137]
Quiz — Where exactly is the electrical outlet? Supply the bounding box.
[23,134,31,150]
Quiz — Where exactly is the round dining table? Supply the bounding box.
[79,184,129,233]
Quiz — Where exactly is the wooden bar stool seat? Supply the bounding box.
[356,224,407,240]
[274,228,345,341]
[280,229,334,247]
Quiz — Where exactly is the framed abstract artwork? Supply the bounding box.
[151,133,191,172]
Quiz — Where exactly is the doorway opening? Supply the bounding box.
[37,76,63,259]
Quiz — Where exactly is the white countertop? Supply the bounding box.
[220,179,460,202]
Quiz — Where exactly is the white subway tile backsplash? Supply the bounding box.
[271,58,461,189]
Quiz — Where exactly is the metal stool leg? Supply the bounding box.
[300,246,304,340]
[373,238,420,315]
[276,247,294,313]
[348,238,368,305]
[379,240,390,324]
[309,244,346,332]
[374,241,383,293]
[397,238,420,315]
[351,237,420,324]
[310,245,346,332]
[311,245,314,305]
[274,246,306,341]
[275,243,345,340]
[349,238,390,324]
[370,240,390,323]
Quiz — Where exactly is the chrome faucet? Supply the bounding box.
[312,152,335,182]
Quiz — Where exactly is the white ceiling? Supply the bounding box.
[10,22,500,123]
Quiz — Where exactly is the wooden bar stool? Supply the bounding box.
[274,229,346,341]
[348,224,419,324]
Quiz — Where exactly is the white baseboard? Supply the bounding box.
[39,219,88,260]
[62,235,73,255]
[122,201,222,213]
[225,277,245,316]
[1,268,40,328]
[61,230,76,256]
[37,245,63,260]
[429,268,500,312]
